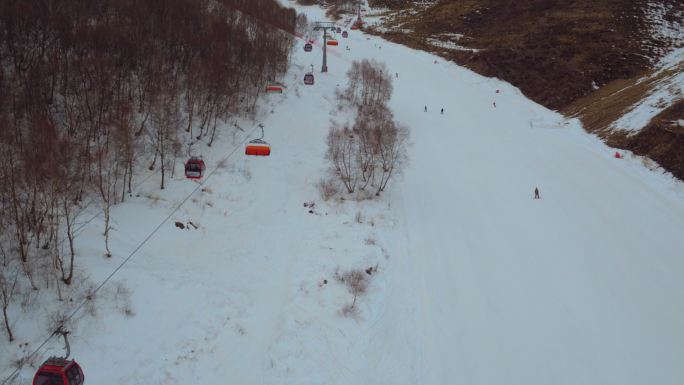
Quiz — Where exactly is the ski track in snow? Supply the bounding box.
[4,2,684,385]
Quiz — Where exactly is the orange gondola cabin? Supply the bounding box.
[33,357,84,385]
[266,83,284,93]
[245,139,271,156]
[184,156,206,179]
[327,39,338,46]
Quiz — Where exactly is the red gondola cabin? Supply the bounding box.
[33,358,84,385]
[304,73,314,85]
[304,43,313,52]
[350,25,359,30]
[245,139,271,156]
[327,40,338,46]
[184,156,206,179]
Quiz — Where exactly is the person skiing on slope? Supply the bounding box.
[441,108,444,114]
[534,187,540,199]
[424,105,427,112]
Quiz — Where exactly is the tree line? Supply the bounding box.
[0,0,300,342]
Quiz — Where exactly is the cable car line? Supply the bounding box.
[5,4,362,383]
[1,123,261,385]
[53,167,166,255]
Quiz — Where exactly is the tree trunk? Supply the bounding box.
[2,305,12,343]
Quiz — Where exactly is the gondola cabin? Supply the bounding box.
[304,73,314,85]
[33,358,84,385]
[266,84,284,93]
[342,31,348,38]
[184,156,206,179]
[245,139,271,156]
[327,39,338,46]
[336,27,342,33]
[304,43,313,52]
[325,33,333,39]
[350,25,359,30]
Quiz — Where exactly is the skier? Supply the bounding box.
[440,108,444,114]
[493,102,497,108]
[534,187,540,199]
[424,105,427,112]
[396,72,398,78]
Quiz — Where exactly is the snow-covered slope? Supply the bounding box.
[4,2,684,385]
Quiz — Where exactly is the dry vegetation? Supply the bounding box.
[324,59,409,199]
[335,266,376,317]
[369,0,677,110]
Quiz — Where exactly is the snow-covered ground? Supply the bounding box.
[4,2,684,385]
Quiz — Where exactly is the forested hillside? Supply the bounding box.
[0,0,298,340]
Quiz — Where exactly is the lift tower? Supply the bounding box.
[313,21,336,73]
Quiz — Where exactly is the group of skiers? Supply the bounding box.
[421,103,543,200]
[423,105,444,114]
[399,66,541,201]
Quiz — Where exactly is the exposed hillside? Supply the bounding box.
[364,0,684,178]
[565,52,684,179]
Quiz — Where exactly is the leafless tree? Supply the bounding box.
[327,123,359,193]
[341,59,393,108]
[0,266,19,342]
[328,60,409,197]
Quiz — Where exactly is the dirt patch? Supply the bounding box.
[609,100,684,180]
[368,0,679,110]
[564,62,684,134]
[564,59,684,178]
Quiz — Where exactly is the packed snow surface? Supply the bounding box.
[3,2,684,385]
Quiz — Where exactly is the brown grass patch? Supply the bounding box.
[367,0,682,110]
[564,62,684,135]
